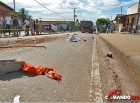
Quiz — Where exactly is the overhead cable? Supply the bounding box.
[34,0,68,19]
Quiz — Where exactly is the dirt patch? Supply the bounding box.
[96,38,121,102]
[0,35,68,51]
[96,35,140,102]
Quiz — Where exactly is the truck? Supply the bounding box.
[80,21,93,33]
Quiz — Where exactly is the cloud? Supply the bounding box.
[1,0,139,22]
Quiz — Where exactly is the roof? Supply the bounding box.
[114,13,138,21]
[0,1,13,11]
[114,14,127,21]
[37,18,74,22]
[128,2,138,8]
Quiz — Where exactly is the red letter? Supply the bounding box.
[131,95,139,100]
[113,90,121,96]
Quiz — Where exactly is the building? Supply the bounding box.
[0,1,14,18]
[127,2,138,15]
[114,2,138,31]
[38,18,74,30]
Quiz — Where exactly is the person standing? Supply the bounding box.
[69,26,72,32]
[128,23,132,33]
[5,14,12,35]
[29,19,34,36]
[2,19,6,35]
[39,20,42,34]
[48,23,52,33]
[13,16,19,36]
[24,18,30,36]
[0,15,4,35]
[35,19,39,35]
[60,25,63,32]
[107,24,111,33]
[33,19,36,33]
[10,17,14,35]
[17,17,21,34]
[99,25,102,33]
[110,24,114,33]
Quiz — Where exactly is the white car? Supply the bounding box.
[51,25,58,32]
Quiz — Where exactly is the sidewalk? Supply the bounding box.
[0,31,73,46]
[0,30,68,38]
[0,31,72,41]
[99,32,140,78]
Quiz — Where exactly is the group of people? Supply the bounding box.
[24,18,43,36]
[123,22,134,33]
[0,14,44,37]
[98,24,115,33]
[0,14,21,36]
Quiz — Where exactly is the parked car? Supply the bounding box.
[51,25,58,32]
[42,24,57,32]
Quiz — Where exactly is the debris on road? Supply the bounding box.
[21,61,62,83]
[107,52,113,58]
[13,95,20,103]
[66,35,81,42]
[0,59,23,73]
[66,34,87,42]
[0,59,62,82]
[81,38,87,42]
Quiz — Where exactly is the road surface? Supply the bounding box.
[0,32,139,102]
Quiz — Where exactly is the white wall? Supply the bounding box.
[127,2,138,14]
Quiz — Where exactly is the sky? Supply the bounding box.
[1,0,139,23]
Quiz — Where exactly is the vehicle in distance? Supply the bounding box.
[43,24,58,32]
[80,21,93,33]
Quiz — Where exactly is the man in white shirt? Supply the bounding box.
[5,14,12,35]
[24,17,30,36]
[17,16,21,34]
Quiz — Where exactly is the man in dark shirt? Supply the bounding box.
[13,16,19,36]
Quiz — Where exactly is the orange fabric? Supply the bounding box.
[21,61,62,83]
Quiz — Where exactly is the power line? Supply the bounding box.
[34,0,68,19]
[39,0,72,18]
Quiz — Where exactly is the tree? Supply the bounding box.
[27,15,32,20]
[96,18,110,26]
[10,11,20,17]
[19,8,29,22]
[75,23,80,29]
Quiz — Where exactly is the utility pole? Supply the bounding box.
[73,8,77,28]
[13,0,15,11]
[121,6,123,14]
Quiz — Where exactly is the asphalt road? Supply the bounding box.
[0,32,94,102]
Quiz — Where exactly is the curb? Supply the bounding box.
[99,35,140,79]
[0,32,73,47]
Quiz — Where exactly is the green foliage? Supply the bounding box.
[10,11,20,17]
[19,8,29,22]
[96,18,110,26]
[75,23,81,28]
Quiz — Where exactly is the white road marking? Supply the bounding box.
[89,34,103,102]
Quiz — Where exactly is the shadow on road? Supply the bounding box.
[0,70,36,81]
